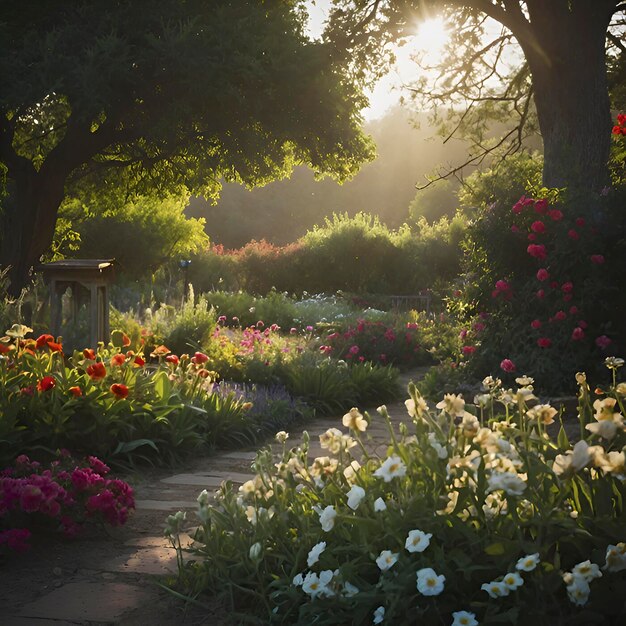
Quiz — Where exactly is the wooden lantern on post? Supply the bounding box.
[38,259,115,348]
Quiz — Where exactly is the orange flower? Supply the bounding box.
[87,362,107,380]
[150,345,171,357]
[122,333,131,347]
[69,386,83,397]
[37,376,56,392]
[111,353,126,367]
[35,334,55,349]
[83,348,96,360]
[110,383,129,399]
[0,343,13,354]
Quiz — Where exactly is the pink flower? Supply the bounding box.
[0,528,31,553]
[527,244,547,260]
[554,310,567,321]
[500,359,516,373]
[495,280,510,292]
[531,319,542,329]
[571,327,585,341]
[473,322,485,332]
[534,199,548,213]
[569,306,579,315]
[531,221,545,233]
[590,254,605,264]
[348,345,360,355]
[511,225,520,233]
[575,217,585,227]
[20,485,43,512]
[568,229,579,240]
[290,327,297,334]
[595,335,612,349]
[319,345,332,354]
[537,337,552,348]
[462,346,476,355]
[578,320,588,329]
[561,282,574,293]
[191,352,209,364]
[528,233,537,241]
[536,268,549,281]
[536,289,545,299]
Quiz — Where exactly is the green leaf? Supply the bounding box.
[153,371,172,402]
[484,542,505,555]
[557,422,570,450]
[112,438,159,455]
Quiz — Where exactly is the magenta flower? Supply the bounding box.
[462,346,476,355]
[531,319,542,329]
[548,209,563,221]
[536,268,549,281]
[348,345,360,355]
[590,254,605,264]
[500,359,516,373]
[531,221,545,233]
[595,335,612,349]
[537,337,552,348]
[568,229,579,240]
[534,198,548,213]
[554,311,567,321]
[561,282,574,293]
[527,244,547,260]
[571,327,585,341]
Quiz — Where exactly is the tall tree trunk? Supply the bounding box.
[523,1,613,191]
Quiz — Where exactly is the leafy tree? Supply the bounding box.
[0,0,373,293]
[326,0,625,192]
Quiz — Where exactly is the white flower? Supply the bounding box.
[604,542,626,572]
[460,413,480,437]
[342,407,368,431]
[416,567,445,596]
[302,571,332,598]
[374,455,407,482]
[486,471,527,496]
[526,404,558,425]
[428,432,448,459]
[502,571,524,590]
[307,541,327,567]
[405,396,428,419]
[320,428,355,454]
[374,497,387,512]
[346,485,366,510]
[342,581,359,597]
[553,440,592,476]
[315,505,337,532]
[481,581,510,598]
[249,542,262,561]
[586,419,620,439]
[197,489,210,506]
[515,375,534,387]
[343,460,361,483]
[436,393,467,417]
[572,560,602,581]
[376,550,399,571]
[405,529,432,553]
[373,606,385,624]
[275,430,289,443]
[292,572,304,586]
[451,611,478,626]
[515,553,540,572]
[565,574,590,606]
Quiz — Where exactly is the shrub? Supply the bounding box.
[169,360,626,624]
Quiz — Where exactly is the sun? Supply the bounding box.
[413,16,449,56]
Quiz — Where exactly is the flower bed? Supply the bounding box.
[168,359,626,624]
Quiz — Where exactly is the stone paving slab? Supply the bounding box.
[135,499,199,511]
[124,533,192,548]
[160,471,253,486]
[218,451,257,460]
[103,546,178,576]
[19,582,156,622]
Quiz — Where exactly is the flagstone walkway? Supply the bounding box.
[2,369,427,625]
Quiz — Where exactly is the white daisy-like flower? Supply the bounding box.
[346,485,366,510]
[314,505,337,532]
[307,541,326,567]
[604,542,626,572]
[373,455,407,482]
[565,574,590,606]
[502,571,524,590]
[481,581,510,598]
[515,553,540,572]
[376,550,399,571]
[451,611,478,626]
[405,529,432,553]
[416,567,445,596]
[572,560,602,582]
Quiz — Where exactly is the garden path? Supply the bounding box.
[2,368,428,626]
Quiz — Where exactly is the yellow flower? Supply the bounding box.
[342,407,368,431]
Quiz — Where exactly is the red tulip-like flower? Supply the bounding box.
[110,383,129,399]
[500,359,516,373]
[83,348,96,360]
[165,354,180,365]
[87,362,107,380]
[537,337,552,348]
[571,327,585,341]
[37,376,56,392]
[35,334,54,349]
[111,353,126,367]
[536,268,549,282]
[191,351,209,364]
[69,386,83,397]
[133,355,145,367]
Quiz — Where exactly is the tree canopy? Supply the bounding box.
[0,0,373,293]
[326,0,625,192]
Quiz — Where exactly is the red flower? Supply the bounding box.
[571,327,585,341]
[534,199,548,213]
[527,233,537,241]
[83,348,96,360]
[568,229,579,240]
[87,362,107,380]
[110,383,129,399]
[575,217,585,227]
[37,376,56,392]
[121,333,131,347]
[569,306,579,315]
[548,209,563,221]
[133,355,145,367]
[537,337,552,348]
[165,354,179,365]
[527,244,547,260]
[531,319,542,329]
[561,282,574,293]
[530,221,545,233]
[191,352,209,364]
[595,335,612,349]
[462,346,476,355]
[554,311,567,321]
[111,353,126,367]
[578,320,588,329]
[500,359,516,373]
[35,334,54,349]
[69,386,82,397]
[590,254,605,264]
[0,343,13,354]
[536,268,549,282]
